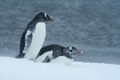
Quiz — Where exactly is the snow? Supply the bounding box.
[0,57,120,80]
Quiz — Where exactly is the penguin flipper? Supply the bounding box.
[43,53,55,63]
[23,30,33,53]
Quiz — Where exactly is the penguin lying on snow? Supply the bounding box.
[16,12,54,59]
[35,44,82,66]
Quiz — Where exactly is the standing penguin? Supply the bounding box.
[35,44,82,66]
[16,12,54,59]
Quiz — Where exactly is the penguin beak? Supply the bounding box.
[49,19,54,22]
[77,51,83,54]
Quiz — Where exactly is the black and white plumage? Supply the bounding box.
[16,12,54,59]
[35,44,82,65]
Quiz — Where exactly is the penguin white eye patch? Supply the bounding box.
[44,13,47,17]
[69,46,73,50]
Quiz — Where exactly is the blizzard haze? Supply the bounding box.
[0,0,120,64]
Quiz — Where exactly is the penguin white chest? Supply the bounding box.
[24,22,46,59]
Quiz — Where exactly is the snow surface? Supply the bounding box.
[0,57,120,80]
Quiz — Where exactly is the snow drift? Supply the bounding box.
[0,57,120,80]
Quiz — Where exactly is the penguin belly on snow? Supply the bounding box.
[35,44,83,66]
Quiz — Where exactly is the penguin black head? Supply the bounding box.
[34,12,54,22]
[63,46,82,59]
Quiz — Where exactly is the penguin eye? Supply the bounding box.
[69,50,73,52]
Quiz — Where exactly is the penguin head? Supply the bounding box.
[63,46,82,59]
[34,12,54,22]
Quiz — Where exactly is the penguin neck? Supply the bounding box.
[35,22,45,27]
[34,22,46,32]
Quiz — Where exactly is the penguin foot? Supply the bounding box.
[15,54,25,58]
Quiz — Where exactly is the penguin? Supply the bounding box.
[35,44,82,66]
[16,12,54,59]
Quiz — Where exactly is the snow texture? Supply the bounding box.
[0,57,120,80]
[50,56,73,66]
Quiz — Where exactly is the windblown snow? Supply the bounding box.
[0,57,120,80]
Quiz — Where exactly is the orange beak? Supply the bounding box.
[49,19,54,22]
[77,51,83,54]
